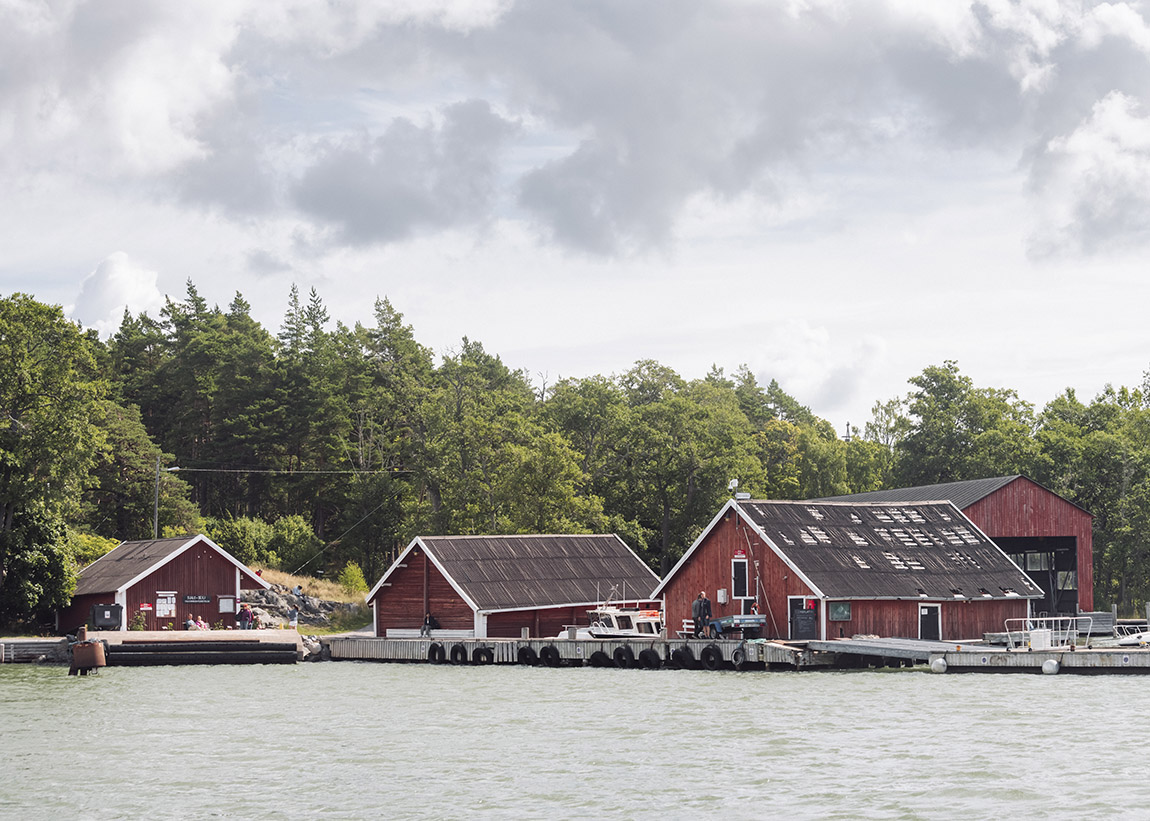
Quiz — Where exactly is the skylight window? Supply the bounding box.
[809,526,831,544]
[851,554,871,569]
[806,507,825,520]
[847,531,868,547]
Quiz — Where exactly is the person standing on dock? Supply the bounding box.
[692,591,712,638]
[239,603,254,630]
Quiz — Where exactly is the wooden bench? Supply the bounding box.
[385,628,475,639]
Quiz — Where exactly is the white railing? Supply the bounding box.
[1003,616,1085,650]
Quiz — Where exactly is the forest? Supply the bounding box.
[2,285,1150,630]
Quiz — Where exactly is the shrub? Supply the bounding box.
[338,562,368,595]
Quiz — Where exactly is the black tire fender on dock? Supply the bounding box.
[613,645,635,668]
[671,645,696,669]
[589,650,613,667]
[732,646,747,670]
[638,648,662,669]
[700,644,723,671]
[517,646,538,666]
[540,645,561,667]
[428,642,446,663]
[472,647,494,664]
[450,643,468,664]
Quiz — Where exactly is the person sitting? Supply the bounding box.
[420,612,439,637]
[184,613,198,630]
[293,584,303,597]
[195,616,210,630]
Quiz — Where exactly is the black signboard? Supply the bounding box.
[183,595,212,603]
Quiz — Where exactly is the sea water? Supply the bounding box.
[1,662,1146,820]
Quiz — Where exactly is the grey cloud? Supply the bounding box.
[291,99,518,245]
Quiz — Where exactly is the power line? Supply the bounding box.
[171,467,412,475]
[291,498,393,575]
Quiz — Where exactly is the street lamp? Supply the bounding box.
[154,456,181,539]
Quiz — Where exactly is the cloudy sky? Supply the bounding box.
[4,0,1150,430]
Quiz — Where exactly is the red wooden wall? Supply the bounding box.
[125,542,239,630]
[665,508,1032,640]
[963,477,1094,611]
[372,549,474,636]
[824,598,1028,640]
[664,510,815,640]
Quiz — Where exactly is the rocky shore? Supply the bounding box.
[240,583,362,660]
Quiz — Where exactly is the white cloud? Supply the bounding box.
[69,252,165,335]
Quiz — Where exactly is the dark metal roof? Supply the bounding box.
[74,537,195,596]
[72,535,267,596]
[814,476,1022,509]
[416,534,660,611]
[737,500,1041,600]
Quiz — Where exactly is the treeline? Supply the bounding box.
[2,285,1150,629]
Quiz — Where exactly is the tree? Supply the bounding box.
[0,295,104,609]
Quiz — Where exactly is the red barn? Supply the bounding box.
[57,535,269,632]
[819,475,1094,614]
[365,534,660,639]
[653,500,1040,642]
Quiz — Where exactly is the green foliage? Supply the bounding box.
[129,611,148,630]
[205,516,276,567]
[338,562,368,595]
[0,509,76,629]
[67,531,120,568]
[271,514,323,573]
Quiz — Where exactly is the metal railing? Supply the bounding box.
[1003,616,1086,650]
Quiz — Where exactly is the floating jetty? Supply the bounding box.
[325,636,835,670]
[0,630,303,667]
[324,634,1150,674]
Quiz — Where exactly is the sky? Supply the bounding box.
[4,0,1150,432]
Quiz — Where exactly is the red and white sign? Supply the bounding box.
[734,547,746,558]
[139,603,154,611]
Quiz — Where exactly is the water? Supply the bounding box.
[1,663,1146,820]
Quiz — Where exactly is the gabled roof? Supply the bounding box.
[815,475,1022,509]
[653,500,1041,601]
[815,474,1091,517]
[74,535,269,596]
[366,534,660,612]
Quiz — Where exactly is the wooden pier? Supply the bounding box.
[325,636,834,670]
[1,631,303,666]
[928,645,1150,674]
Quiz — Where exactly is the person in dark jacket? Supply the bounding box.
[691,591,713,638]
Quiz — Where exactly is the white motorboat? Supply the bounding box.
[558,605,664,639]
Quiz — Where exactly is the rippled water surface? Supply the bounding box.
[1,662,1146,819]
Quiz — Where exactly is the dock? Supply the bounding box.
[326,636,834,670]
[1,631,303,666]
[928,645,1150,674]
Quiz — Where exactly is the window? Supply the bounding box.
[1058,571,1077,590]
[615,615,633,630]
[218,596,236,614]
[1026,553,1049,571]
[828,601,852,621]
[732,558,748,598]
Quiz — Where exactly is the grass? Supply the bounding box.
[304,605,373,635]
[256,568,367,604]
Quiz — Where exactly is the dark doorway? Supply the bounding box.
[997,536,1078,616]
[789,598,819,640]
[919,604,940,641]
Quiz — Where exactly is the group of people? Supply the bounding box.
[183,614,210,630]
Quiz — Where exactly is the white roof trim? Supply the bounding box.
[365,537,480,612]
[117,534,270,594]
[651,501,735,597]
[651,499,826,599]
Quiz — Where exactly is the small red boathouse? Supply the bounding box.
[365,534,659,639]
[57,534,269,632]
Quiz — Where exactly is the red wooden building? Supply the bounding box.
[653,500,1040,642]
[819,475,1094,614]
[57,535,269,632]
[366,534,659,639]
